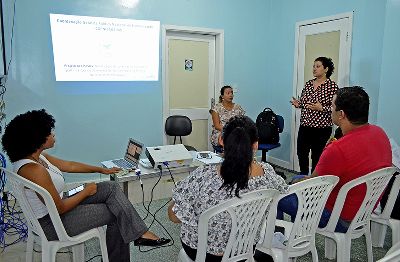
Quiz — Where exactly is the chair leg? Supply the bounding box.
[25,230,34,262]
[98,227,109,262]
[391,220,400,246]
[365,226,374,262]
[311,247,319,262]
[261,150,267,162]
[371,221,387,247]
[72,244,85,262]
[324,237,336,259]
[334,235,351,262]
[42,244,57,262]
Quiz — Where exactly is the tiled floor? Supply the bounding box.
[0,236,73,261]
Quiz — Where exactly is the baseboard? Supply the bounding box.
[257,155,291,170]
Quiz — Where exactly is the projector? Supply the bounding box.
[145,144,193,169]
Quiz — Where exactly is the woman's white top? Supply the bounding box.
[13,155,65,218]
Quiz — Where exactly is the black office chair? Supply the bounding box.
[258,114,284,162]
[165,115,197,151]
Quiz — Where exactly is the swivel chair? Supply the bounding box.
[165,115,197,151]
[258,114,284,162]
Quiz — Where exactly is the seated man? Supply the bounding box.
[278,86,392,232]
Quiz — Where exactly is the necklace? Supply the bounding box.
[29,155,65,180]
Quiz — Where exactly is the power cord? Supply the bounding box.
[0,152,28,252]
[0,0,17,134]
[141,167,161,221]
[136,165,175,252]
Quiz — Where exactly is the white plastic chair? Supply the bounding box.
[256,175,339,262]
[2,167,109,262]
[371,171,400,248]
[317,167,397,262]
[376,241,400,262]
[177,188,280,262]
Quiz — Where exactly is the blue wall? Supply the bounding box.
[2,0,270,181]
[2,0,397,181]
[377,0,400,144]
[264,0,387,163]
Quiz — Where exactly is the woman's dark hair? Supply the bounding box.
[315,57,335,78]
[219,85,233,103]
[334,86,369,125]
[220,115,258,197]
[2,109,55,162]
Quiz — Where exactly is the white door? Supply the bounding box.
[291,13,353,171]
[162,26,224,151]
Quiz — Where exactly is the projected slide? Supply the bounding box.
[49,14,160,81]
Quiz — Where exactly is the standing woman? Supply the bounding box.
[1,109,170,262]
[290,57,338,176]
[210,85,245,151]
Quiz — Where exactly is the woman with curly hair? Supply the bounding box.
[168,115,288,261]
[290,57,339,176]
[1,109,170,262]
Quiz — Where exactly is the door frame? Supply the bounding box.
[162,25,224,146]
[290,12,353,171]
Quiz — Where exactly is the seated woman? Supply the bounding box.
[1,109,170,262]
[168,115,288,261]
[210,85,245,152]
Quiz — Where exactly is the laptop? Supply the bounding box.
[101,138,144,169]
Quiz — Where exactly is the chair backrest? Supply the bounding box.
[276,115,284,133]
[2,167,73,242]
[165,115,192,143]
[379,170,400,220]
[196,188,279,262]
[323,167,397,234]
[264,176,339,255]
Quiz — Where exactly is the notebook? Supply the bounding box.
[101,138,144,169]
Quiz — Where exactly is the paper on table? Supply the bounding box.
[390,138,400,169]
[195,151,223,165]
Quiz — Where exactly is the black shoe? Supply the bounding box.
[134,237,171,247]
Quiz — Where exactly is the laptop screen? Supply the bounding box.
[124,138,144,164]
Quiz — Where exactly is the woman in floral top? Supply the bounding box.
[168,116,288,261]
[210,85,245,151]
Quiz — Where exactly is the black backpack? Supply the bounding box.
[256,108,279,144]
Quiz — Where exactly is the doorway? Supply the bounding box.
[290,12,353,171]
[162,26,224,151]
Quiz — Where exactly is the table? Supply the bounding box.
[111,163,199,203]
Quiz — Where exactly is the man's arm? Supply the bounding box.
[291,170,319,184]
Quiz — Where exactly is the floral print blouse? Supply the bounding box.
[210,103,245,147]
[172,162,288,255]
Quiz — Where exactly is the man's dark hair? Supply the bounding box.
[335,86,369,125]
[2,109,55,162]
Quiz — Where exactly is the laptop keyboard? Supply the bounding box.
[111,159,135,169]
